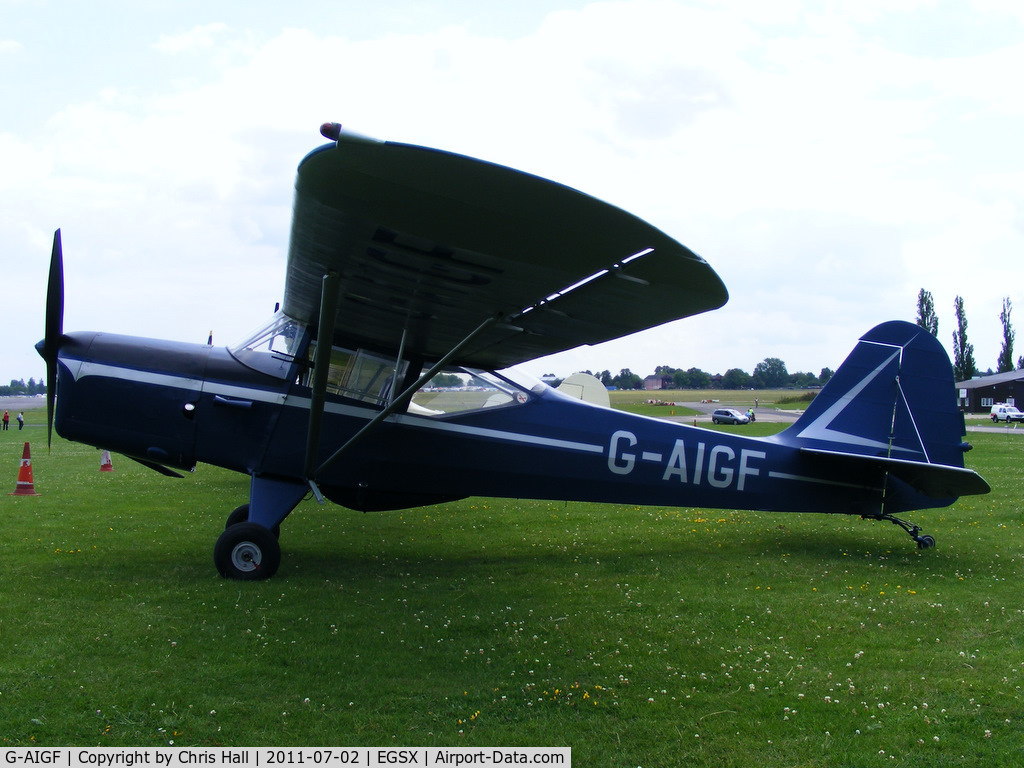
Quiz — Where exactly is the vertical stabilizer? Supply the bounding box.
[781,321,967,470]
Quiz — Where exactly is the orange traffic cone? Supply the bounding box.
[9,442,39,496]
[100,450,114,472]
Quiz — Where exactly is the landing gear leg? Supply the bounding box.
[214,475,308,580]
[865,513,935,549]
[225,503,281,539]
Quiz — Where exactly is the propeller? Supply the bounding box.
[39,229,64,449]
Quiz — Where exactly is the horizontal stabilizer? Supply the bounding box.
[801,447,991,499]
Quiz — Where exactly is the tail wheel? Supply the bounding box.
[214,522,281,580]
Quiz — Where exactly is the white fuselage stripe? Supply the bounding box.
[73,361,203,392]
[768,470,882,492]
[69,360,605,456]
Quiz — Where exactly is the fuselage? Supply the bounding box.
[47,324,928,523]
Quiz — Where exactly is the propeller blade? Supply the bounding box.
[44,229,65,449]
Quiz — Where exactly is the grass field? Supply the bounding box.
[609,388,814,419]
[2,404,1022,765]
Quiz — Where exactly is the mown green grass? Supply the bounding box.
[608,387,807,405]
[2,407,1022,766]
[609,388,815,418]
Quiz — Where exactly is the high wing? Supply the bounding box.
[282,125,728,369]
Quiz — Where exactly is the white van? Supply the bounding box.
[990,403,1024,423]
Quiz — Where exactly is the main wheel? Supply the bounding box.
[214,522,281,580]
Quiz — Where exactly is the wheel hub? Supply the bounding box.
[230,541,262,572]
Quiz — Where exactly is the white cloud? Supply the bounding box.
[3,1,1023,385]
[153,22,230,54]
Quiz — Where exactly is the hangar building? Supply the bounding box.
[955,369,1024,413]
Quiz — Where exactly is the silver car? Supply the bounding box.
[711,408,750,425]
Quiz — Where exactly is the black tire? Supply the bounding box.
[917,534,936,550]
[225,504,250,529]
[224,503,280,539]
[214,522,281,580]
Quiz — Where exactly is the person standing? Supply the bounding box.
[17,412,24,430]
[2,411,8,431]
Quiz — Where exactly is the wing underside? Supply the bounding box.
[282,132,728,369]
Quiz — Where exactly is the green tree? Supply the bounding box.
[952,295,976,381]
[721,368,751,390]
[915,288,939,336]
[818,367,834,386]
[429,372,463,388]
[752,357,788,389]
[684,367,711,389]
[788,371,817,388]
[997,297,1015,373]
[613,368,642,390]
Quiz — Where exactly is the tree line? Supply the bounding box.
[916,289,1021,381]
[565,289,1021,392]
[1,378,45,397]
[570,361,835,392]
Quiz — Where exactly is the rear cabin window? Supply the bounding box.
[410,368,532,417]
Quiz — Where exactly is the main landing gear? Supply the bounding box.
[866,512,936,549]
[213,477,309,580]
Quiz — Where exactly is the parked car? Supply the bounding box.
[711,408,750,425]
[990,403,1024,423]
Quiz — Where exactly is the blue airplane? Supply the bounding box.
[37,123,990,580]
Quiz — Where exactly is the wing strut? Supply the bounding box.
[304,272,340,487]
[309,314,502,487]
[388,328,409,405]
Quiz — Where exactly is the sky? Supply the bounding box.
[2,0,1022,387]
